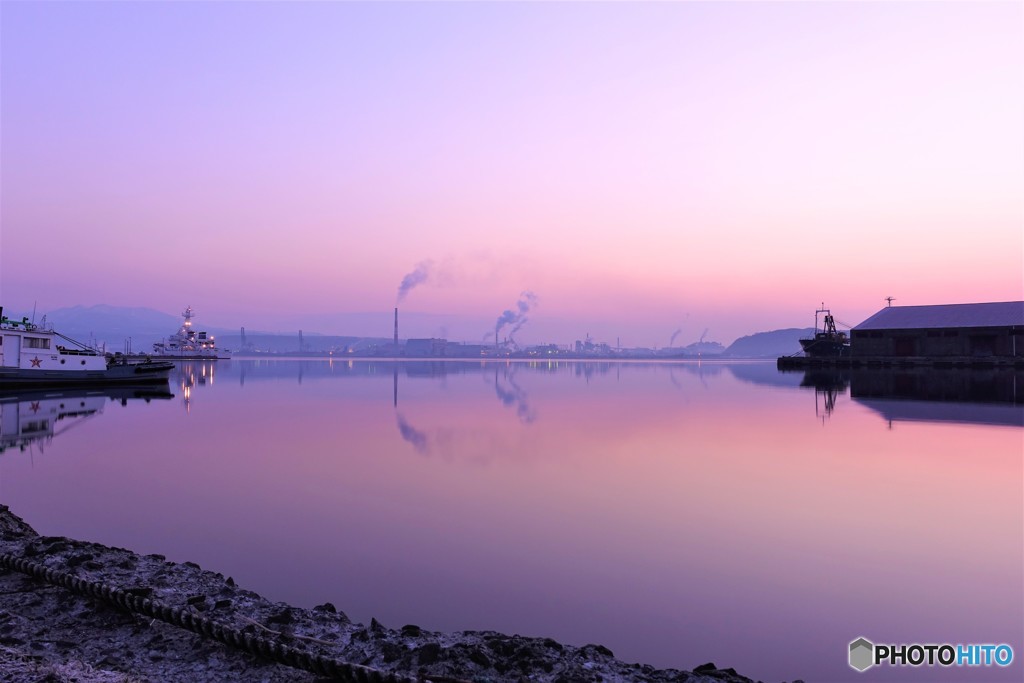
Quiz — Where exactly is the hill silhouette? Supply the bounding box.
[723,328,815,358]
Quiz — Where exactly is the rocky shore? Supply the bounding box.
[0,506,792,683]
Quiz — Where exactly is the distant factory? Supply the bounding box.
[230,305,731,359]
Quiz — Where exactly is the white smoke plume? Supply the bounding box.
[495,291,538,343]
[397,260,434,303]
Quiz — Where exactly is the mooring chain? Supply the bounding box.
[0,552,410,682]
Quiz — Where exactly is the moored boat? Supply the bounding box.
[0,307,173,387]
[799,305,851,357]
[152,307,230,359]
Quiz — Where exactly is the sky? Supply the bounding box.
[2,1,1022,347]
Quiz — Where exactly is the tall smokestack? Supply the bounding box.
[394,307,399,350]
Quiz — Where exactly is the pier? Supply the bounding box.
[777,356,1024,370]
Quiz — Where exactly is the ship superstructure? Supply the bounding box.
[153,307,229,359]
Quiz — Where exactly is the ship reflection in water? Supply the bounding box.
[787,368,1024,427]
[0,386,174,455]
[173,361,220,413]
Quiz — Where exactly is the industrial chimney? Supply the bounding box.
[394,307,399,351]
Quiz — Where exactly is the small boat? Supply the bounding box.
[0,307,173,388]
[152,306,230,359]
[799,305,850,357]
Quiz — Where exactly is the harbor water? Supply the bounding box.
[0,360,1020,682]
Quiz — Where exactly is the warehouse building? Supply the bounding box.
[851,301,1024,359]
[404,338,450,357]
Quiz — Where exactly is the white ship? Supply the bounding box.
[0,307,173,388]
[153,307,230,359]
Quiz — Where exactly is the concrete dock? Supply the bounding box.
[777,356,1024,370]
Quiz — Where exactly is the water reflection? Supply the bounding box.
[787,368,1023,427]
[173,361,220,412]
[493,365,534,423]
[184,360,1024,430]
[800,369,850,422]
[0,360,1019,683]
[395,413,430,455]
[393,364,537,456]
[0,386,173,455]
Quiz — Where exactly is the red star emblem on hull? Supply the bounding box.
[30,357,42,367]
[30,402,40,413]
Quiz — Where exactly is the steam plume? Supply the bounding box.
[494,291,538,343]
[669,328,682,347]
[397,260,433,303]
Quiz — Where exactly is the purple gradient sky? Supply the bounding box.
[2,2,1021,346]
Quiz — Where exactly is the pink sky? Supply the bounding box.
[1,2,1021,346]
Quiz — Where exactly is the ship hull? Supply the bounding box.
[799,338,851,358]
[0,362,173,388]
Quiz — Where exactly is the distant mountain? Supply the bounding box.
[217,333,386,353]
[43,305,179,332]
[4,305,181,349]
[663,342,729,358]
[723,328,815,358]
[680,341,726,356]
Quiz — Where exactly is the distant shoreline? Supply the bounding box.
[133,352,776,361]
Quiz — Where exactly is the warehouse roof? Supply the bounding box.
[854,301,1024,331]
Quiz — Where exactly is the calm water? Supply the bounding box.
[1,360,1021,683]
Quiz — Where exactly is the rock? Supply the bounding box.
[0,505,772,683]
[466,645,491,667]
[267,609,295,626]
[581,643,614,658]
[379,641,403,663]
[67,553,95,568]
[543,637,563,652]
[415,642,442,664]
